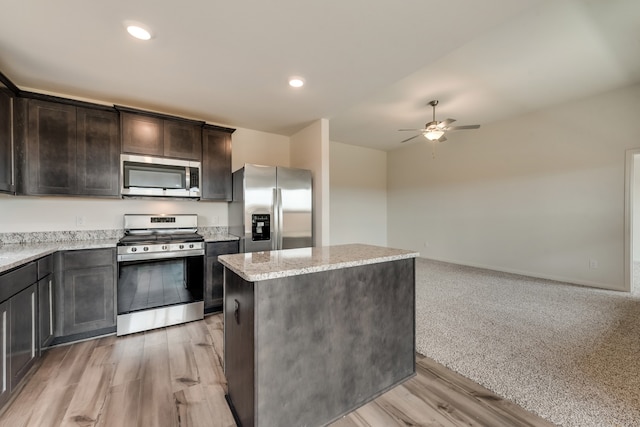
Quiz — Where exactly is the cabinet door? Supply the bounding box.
[201,127,232,201]
[121,112,163,156]
[205,241,239,312]
[0,300,9,408]
[164,120,202,160]
[62,265,115,336]
[38,275,54,349]
[0,88,13,194]
[9,283,37,391]
[76,108,119,196]
[26,100,76,195]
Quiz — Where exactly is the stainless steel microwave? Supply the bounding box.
[121,154,201,198]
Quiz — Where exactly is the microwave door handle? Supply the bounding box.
[185,167,191,189]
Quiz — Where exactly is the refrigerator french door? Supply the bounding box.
[229,164,313,253]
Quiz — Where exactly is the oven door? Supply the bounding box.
[116,251,204,335]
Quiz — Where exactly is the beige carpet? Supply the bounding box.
[414,258,640,427]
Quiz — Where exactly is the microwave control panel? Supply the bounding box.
[252,214,271,241]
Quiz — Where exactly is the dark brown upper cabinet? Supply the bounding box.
[201,124,234,201]
[14,97,119,197]
[120,109,203,161]
[76,108,120,196]
[0,87,14,194]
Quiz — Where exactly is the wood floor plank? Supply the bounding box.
[60,344,116,426]
[201,384,236,427]
[96,380,142,427]
[174,384,217,427]
[167,327,201,392]
[0,313,554,427]
[138,328,176,427]
[21,383,79,427]
[374,383,462,427]
[340,399,412,427]
[415,358,554,427]
[111,332,145,387]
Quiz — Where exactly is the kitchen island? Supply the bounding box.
[218,243,419,427]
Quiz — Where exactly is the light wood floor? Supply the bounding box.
[0,314,554,427]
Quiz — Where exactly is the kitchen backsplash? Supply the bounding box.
[0,226,229,245]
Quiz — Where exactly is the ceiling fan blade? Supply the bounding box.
[398,128,427,132]
[437,118,456,128]
[447,124,480,131]
[400,134,421,143]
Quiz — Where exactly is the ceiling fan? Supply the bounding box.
[398,100,480,144]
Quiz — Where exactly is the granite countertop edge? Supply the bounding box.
[219,245,420,282]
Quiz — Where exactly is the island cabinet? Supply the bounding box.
[0,86,14,194]
[201,124,234,201]
[0,260,39,409]
[54,248,116,342]
[119,109,204,161]
[13,97,119,197]
[204,240,239,313]
[220,244,418,427]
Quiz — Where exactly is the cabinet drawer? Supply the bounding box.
[37,255,53,279]
[63,248,114,269]
[0,262,37,303]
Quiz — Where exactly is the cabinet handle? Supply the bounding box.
[2,310,6,393]
[49,279,53,336]
[31,291,36,358]
[234,299,240,324]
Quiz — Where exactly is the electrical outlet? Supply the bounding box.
[589,259,598,269]
[76,216,86,227]
[424,241,429,247]
[212,216,219,225]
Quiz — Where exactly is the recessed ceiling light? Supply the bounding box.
[124,21,152,40]
[289,77,305,88]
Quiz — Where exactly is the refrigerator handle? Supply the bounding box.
[272,188,278,250]
[277,188,284,250]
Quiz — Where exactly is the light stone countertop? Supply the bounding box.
[0,240,119,274]
[200,232,239,243]
[218,243,419,282]
[0,231,238,274]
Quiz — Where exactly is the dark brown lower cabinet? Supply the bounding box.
[9,283,37,390]
[0,259,41,410]
[0,300,9,408]
[55,248,116,339]
[205,241,239,313]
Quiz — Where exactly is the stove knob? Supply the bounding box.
[143,247,149,252]
[189,244,194,249]
[162,245,168,250]
[131,247,137,252]
[179,244,184,249]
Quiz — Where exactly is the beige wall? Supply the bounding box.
[388,83,640,291]
[290,119,330,246]
[231,128,290,171]
[329,141,387,246]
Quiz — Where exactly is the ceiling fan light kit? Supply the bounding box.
[398,99,480,145]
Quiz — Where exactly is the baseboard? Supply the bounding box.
[419,256,627,292]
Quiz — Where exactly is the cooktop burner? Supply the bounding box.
[117,214,205,260]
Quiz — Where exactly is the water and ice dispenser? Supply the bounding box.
[251,213,271,241]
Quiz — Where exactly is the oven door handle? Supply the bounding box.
[117,249,205,262]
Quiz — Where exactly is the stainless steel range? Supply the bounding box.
[116,214,205,336]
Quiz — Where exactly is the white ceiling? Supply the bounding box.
[1,0,639,151]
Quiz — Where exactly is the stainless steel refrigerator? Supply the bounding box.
[228,164,313,253]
